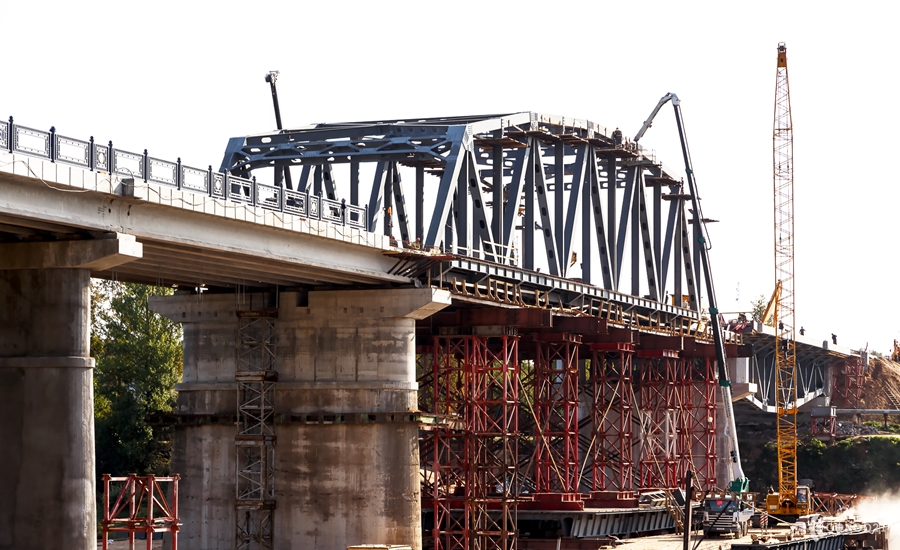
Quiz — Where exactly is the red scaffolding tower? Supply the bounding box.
[636,350,679,490]
[531,335,580,495]
[584,342,635,493]
[468,334,519,550]
[832,356,865,409]
[678,354,717,490]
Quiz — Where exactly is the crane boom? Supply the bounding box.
[635,94,747,488]
[768,42,807,516]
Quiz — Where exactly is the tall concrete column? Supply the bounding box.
[151,286,450,550]
[0,234,142,550]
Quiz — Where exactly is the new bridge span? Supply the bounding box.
[0,113,859,550]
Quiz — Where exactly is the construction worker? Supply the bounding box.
[613,127,623,146]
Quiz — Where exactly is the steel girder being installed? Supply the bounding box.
[221,113,705,316]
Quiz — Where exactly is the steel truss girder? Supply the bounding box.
[222,112,702,313]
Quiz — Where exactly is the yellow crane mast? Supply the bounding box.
[767,42,810,517]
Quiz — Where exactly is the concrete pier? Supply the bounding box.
[0,234,141,550]
[151,287,450,550]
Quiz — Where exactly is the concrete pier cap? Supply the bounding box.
[0,233,142,550]
[150,286,450,550]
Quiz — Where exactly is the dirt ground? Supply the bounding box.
[860,358,900,409]
[612,528,780,550]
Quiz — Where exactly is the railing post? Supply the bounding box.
[89,136,95,171]
[341,198,347,225]
[142,149,149,183]
[49,126,56,162]
[252,176,257,206]
[108,140,115,174]
[176,157,182,189]
[207,165,214,197]
[7,116,12,153]
[224,172,231,201]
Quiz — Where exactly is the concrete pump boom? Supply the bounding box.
[635,93,747,488]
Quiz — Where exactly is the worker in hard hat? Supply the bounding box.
[613,127,623,146]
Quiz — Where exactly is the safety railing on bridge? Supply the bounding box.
[1,117,367,230]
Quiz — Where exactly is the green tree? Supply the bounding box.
[92,281,182,477]
[750,294,768,323]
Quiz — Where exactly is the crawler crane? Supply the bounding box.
[766,42,811,518]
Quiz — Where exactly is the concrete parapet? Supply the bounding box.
[152,287,450,550]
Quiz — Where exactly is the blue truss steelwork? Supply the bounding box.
[220,112,705,314]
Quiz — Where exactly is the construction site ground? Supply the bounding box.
[612,528,786,550]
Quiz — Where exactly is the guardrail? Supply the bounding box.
[1,116,367,230]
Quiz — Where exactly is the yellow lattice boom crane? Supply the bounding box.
[766,42,811,518]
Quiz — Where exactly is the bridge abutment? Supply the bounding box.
[0,235,141,550]
[151,287,450,550]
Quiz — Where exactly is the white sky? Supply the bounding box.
[3,0,898,354]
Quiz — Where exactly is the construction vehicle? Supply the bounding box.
[766,42,811,519]
[700,491,756,537]
[635,95,750,495]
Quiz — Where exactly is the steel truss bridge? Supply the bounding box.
[0,110,861,550]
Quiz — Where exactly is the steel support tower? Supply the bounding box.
[679,356,717,490]
[584,343,635,492]
[832,356,865,409]
[235,310,278,550]
[428,337,471,550]
[532,336,580,494]
[773,41,799,504]
[468,334,519,550]
[636,351,679,489]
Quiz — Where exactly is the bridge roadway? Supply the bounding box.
[0,114,860,550]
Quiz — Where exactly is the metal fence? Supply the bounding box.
[1,116,367,230]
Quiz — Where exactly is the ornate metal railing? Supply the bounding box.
[1,116,367,230]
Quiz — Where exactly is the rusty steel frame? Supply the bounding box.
[531,338,580,495]
[636,351,679,490]
[427,337,472,550]
[101,474,180,550]
[584,343,635,492]
[468,335,519,550]
[832,356,865,409]
[678,356,717,490]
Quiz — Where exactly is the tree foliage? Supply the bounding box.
[91,281,182,477]
[750,294,768,323]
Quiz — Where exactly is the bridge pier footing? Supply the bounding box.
[151,287,450,550]
[0,236,141,550]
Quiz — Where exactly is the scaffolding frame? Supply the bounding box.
[235,311,278,550]
[428,337,471,550]
[468,334,519,550]
[636,351,679,490]
[101,474,180,550]
[679,356,717,490]
[584,343,634,492]
[832,356,865,409]
[532,337,580,495]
